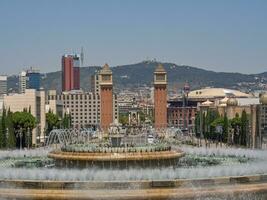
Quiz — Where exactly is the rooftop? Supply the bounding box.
[188,88,252,99]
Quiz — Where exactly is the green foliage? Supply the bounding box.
[0,109,36,149]
[37,62,262,92]
[12,111,37,130]
[210,117,224,128]
[198,108,230,143]
[197,109,248,146]
[0,107,7,148]
[203,109,220,140]
[230,113,242,145]
[6,110,16,149]
[240,110,248,146]
[62,113,71,129]
[222,115,229,143]
[12,110,37,148]
[119,113,128,125]
[46,110,60,135]
[139,111,145,122]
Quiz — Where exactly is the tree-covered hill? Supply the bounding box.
[7,61,266,92]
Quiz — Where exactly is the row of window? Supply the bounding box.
[65,104,98,108]
[169,120,193,125]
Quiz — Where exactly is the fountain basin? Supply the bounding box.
[0,174,267,200]
[48,149,185,168]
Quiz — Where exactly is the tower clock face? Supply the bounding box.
[156,74,165,81]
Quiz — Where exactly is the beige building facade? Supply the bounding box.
[47,90,118,129]
[3,89,46,145]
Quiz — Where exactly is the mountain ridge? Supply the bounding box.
[7,61,267,93]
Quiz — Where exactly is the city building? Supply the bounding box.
[19,71,27,93]
[167,99,197,132]
[90,70,100,95]
[215,97,259,148]
[26,67,41,91]
[62,54,80,92]
[99,64,114,131]
[154,64,167,129]
[3,89,46,145]
[258,94,267,149]
[73,67,80,90]
[18,68,41,93]
[197,95,267,149]
[0,75,7,96]
[45,90,63,117]
[47,90,118,129]
[188,87,252,102]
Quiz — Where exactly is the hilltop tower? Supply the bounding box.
[154,64,167,129]
[99,64,113,131]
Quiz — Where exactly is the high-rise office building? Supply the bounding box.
[19,68,41,93]
[0,75,7,96]
[62,54,80,92]
[73,67,80,90]
[19,71,27,93]
[154,64,167,129]
[27,67,41,91]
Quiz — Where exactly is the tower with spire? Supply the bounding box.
[153,64,167,129]
[99,63,113,131]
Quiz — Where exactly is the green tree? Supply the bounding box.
[6,110,16,149]
[46,110,60,135]
[119,113,128,125]
[0,107,7,148]
[139,111,146,123]
[12,111,37,148]
[222,115,229,143]
[204,109,219,141]
[210,116,224,141]
[240,110,248,146]
[230,113,242,145]
[62,113,71,129]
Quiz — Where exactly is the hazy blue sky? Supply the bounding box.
[0,0,266,74]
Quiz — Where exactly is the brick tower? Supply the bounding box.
[99,63,113,131]
[154,64,167,129]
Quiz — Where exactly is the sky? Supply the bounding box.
[0,0,266,75]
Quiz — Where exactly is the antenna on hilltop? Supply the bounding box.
[81,47,84,67]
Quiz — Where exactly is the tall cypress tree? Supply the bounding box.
[6,110,16,149]
[222,114,229,143]
[240,110,248,146]
[0,107,7,148]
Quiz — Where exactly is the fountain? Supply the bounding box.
[0,127,266,199]
[47,127,185,168]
